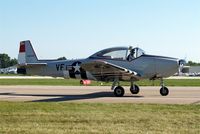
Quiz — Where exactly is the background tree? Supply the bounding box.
[0,53,18,68]
[57,57,67,60]
[9,58,18,66]
[186,61,200,66]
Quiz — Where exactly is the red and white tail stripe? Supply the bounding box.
[18,41,26,64]
[18,40,38,64]
[19,42,26,53]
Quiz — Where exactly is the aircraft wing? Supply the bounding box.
[81,60,141,81]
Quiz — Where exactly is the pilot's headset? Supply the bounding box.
[128,46,133,51]
[128,46,133,54]
[131,49,135,54]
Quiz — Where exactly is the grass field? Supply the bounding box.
[1,78,200,86]
[0,74,22,76]
[0,102,199,134]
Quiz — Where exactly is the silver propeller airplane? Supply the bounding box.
[17,40,185,97]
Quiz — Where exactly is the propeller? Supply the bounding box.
[179,59,186,66]
[178,59,187,74]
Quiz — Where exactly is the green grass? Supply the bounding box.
[0,102,199,134]
[0,74,20,76]
[1,79,200,86]
[0,79,80,86]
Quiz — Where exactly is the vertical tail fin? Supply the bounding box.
[18,40,38,64]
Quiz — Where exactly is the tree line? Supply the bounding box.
[0,54,18,68]
[186,61,200,66]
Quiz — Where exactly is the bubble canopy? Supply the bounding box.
[89,47,145,60]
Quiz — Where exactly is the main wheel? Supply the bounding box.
[114,86,125,97]
[160,86,169,96]
[130,85,140,94]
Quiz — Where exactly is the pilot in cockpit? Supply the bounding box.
[127,47,135,61]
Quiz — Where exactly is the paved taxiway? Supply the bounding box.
[0,86,199,104]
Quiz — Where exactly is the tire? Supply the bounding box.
[114,86,125,97]
[130,85,140,94]
[160,87,169,96]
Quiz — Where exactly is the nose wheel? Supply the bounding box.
[160,86,169,96]
[160,78,169,96]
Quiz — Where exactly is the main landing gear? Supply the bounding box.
[130,81,140,94]
[113,86,125,97]
[112,80,140,97]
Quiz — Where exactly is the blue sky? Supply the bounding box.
[0,0,200,62]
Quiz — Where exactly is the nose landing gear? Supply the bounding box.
[160,86,169,96]
[160,78,169,96]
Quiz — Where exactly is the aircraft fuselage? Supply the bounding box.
[23,55,179,82]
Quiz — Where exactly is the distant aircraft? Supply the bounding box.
[1,66,17,74]
[17,40,185,97]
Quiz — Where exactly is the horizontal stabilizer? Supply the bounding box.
[18,63,47,67]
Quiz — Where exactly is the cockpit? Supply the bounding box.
[89,46,145,61]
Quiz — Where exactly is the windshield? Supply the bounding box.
[127,47,145,61]
[134,47,145,58]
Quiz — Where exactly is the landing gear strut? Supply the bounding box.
[160,78,169,96]
[111,80,140,97]
[130,81,140,94]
